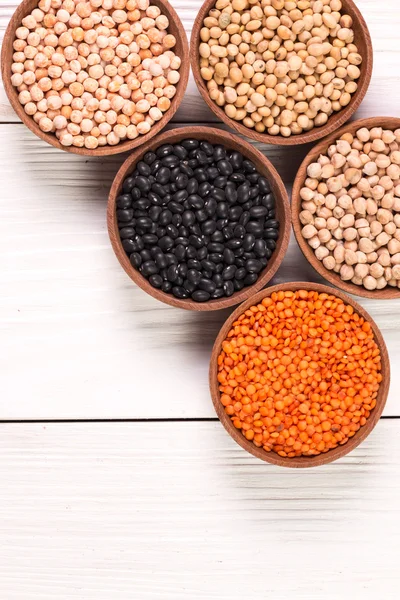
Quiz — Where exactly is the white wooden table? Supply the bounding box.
[1,1,400,598]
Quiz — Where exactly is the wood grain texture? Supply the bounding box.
[190,0,373,146]
[292,117,400,299]
[1,124,400,420]
[0,0,189,155]
[0,421,399,599]
[0,0,399,124]
[108,126,290,311]
[210,282,390,468]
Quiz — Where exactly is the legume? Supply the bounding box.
[300,127,400,291]
[11,0,181,149]
[198,0,362,137]
[117,138,279,301]
[217,289,382,457]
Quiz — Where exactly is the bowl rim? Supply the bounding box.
[292,116,400,299]
[1,0,190,156]
[209,281,390,468]
[189,0,373,146]
[107,125,291,311]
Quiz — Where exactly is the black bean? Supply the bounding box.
[158,236,174,251]
[197,246,208,260]
[223,280,234,297]
[192,290,210,302]
[225,182,237,204]
[117,194,132,209]
[239,211,251,227]
[237,183,250,203]
[244,272,258,286]
[200,141,214,156]
[222,265,237,280]
[246,221,264,237]
[122,239,136,253]
[265,219,279,229]
[187,178,199,194]
[159,210,172,226]
[140,249,152,262]
[195,209,208,222]
[130,252,142,268]
[211,288,225,299]
[137,161,151,177]
[189,234,203,249]
[156,167,171,184]
[217,159,233,176]
[226,238,242,250]
[162,154,180,168]
[254,239,267,257]
[187,269,201,284]
[266,239,276,250]
[250,205,268,218]
[188,194,204,210]
[205,198,217,217]
[186,245,197,259]
[117,209,134,222]
[229,206,243,221]
[184,279,197,294]
[216,202,229,218]
[213,176,227,190]
[167,264,179,282]
[223,248,235,265]
[208,242,224,253]
[213,145,226,161]
[119,227,135,239]
[141,260,158,277]
[149,274,162,288]
[172,286,189,299]
[165,253,178,265]
[264,228,279,239]
[173,189,188,203]
[144,151,157,165]
[171,214,182,227]
[199,181,212,197]
[161,281,172,293]
[234,279,245,291]
[174,245,186,261]
[234,224,246,239]
[229,151,243,170]
[201,259,216,272]
[222,226,234,240]
[202,219,217,235]
[175,237,189,247]
[142,233,158,246]
[246,259,263,273]
[235,267,246,280]
[169,201,184,214]
[122,176,135,193]
[155,253,168,269]
[173,144,188,159]
[199,278,216,294]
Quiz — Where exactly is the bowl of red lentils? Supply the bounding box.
[1,0,189,155]
[190,0,373,145]
[210,282,389,467]
[292,117,400,298]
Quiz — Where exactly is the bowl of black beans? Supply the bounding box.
[107,126,291,310]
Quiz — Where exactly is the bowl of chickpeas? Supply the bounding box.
[1,0,189,155]
[292,117,400,298]
[190,0,373,145]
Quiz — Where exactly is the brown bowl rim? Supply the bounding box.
[292,116,400,299]
[209,281,390,467]
[190,0,373,147]
[107,125,291,311]
[1,0,190,156]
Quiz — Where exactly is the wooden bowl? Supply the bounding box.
[190,0,373,146]
[292,116,400,299]
[1,0,189,156]
[209,281,390,468]
[108,125,291,310]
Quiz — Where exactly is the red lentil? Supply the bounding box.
[217,290,382,458]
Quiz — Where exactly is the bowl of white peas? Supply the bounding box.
[1,0,189,155]
[292,116,400,298]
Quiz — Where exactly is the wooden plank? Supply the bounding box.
[0,0,399,122]
[1,124,400,419]
[0,420,399,599]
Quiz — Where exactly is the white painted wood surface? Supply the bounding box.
[0,421,399,599]
[1,0,400,597]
